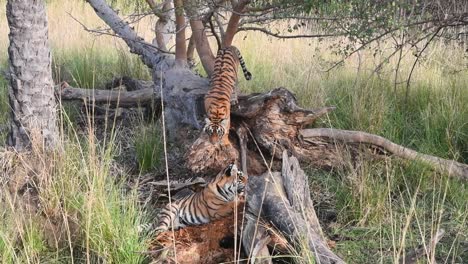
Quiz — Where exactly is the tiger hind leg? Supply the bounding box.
[155,203,180,233]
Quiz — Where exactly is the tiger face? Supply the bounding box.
[214,163,247,200]
[204,118,229,144]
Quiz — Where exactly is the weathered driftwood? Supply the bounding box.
[241,214,272,264]
[301,129,468,181]
[57,82,157,107]
[281,151,324,240]
[243,151,346,264]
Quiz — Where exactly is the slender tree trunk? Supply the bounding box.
[223,0,250,47]
[187,35,196,67]
[183,0,215,76]
[174,0,188,67]
[147,0,174,51]
[6,0,58,150]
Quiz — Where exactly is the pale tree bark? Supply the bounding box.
[174,0,188,67]
[183,0,215,76]
[146,0,175,51]
[6,0,59,150]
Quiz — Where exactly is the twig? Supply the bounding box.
[237,26,343,39]
[405,27,442,103]
[393,32,405,94]
[66,11,175,55]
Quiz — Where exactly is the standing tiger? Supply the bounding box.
[204,46,252,145]
[155,163,246,233]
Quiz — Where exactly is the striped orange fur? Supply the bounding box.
[204,46,252,145]
[155,163,246,233]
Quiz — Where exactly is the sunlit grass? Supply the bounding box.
[0,113,152,263]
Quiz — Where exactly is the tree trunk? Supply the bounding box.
[223,0,250,47]
[146,0,174,52]
[6,0,58,150]
[174,0,188,67]
[183,0,215,76]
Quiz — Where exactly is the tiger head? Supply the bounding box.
[212,163,247,201]
[204,118,229,144]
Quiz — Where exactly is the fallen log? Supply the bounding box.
[103,76,154,91]
[57,83,468,180]
[300,129,468,181]
[186,87,468,181]
[243,151,346,264]
[57,82,157,107]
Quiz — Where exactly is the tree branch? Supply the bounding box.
[214,13,226,40]
[174,0,188,66]
[86,0,173,70]
[67,12,175,55]
[184,0,215,75]
[150,0,174,52]
[300,128,468,181]
[223,0,250,47]
[405,27,442,102]
[237,26,344,39]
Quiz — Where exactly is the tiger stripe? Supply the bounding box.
[204,46,252,144]
[155,163,246,233]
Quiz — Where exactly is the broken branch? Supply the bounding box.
[301,128,468,181]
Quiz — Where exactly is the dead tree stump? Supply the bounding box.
[242,151,346,264]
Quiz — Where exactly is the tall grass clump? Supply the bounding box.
[0,117,152,263]
[134,122,163,173]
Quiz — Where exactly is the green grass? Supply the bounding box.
[0,123,152,263]
[134,123,164,173]
[52,47,151,89]
[0,76,8,122]
[236,35,467,263]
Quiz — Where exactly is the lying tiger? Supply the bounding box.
[204,46,252,145]
[155,163,246,233]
